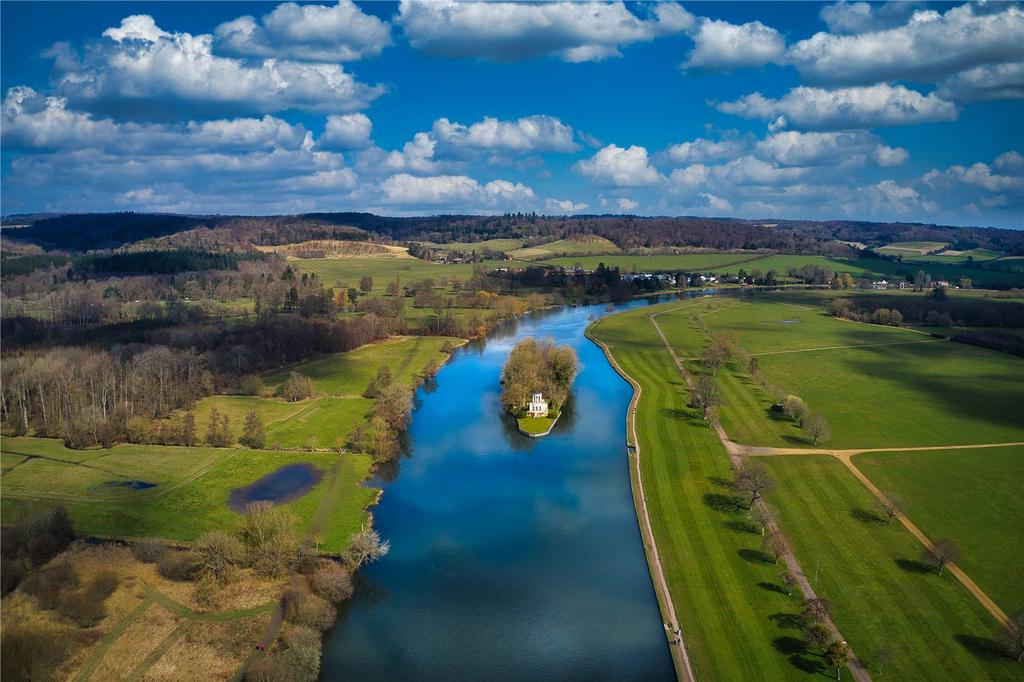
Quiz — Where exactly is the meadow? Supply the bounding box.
[507,236,620,260]
[760,454,1018,680]
[0,437,376,553]
[658,298,1024,449]
[875,241,949,255]
[290,256,479,294]
[590,302,813,680]
[537,252,765,272]
[855,446,1024,614]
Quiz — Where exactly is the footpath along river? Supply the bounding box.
[320,296,691,681]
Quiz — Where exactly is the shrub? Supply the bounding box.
[131,539,166,564]
[1,624,72,681]
[194,575,219,610]
[246,657,288,682]
[57,589,107,627]
[23,562,79,610]
[87,569,119,601]
[157,550,198,582]
[280,642,320,682]
[192,530,244,582]
[282,584,335,632]
[309,561,354,604]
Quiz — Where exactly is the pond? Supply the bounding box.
[320,296,700,681]
[228,463,324,513]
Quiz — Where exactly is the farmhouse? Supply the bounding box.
[527,392,549,417]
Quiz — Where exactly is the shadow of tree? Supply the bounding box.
[707,475,735,489]
[955,634,1006,662]
[704,492,744,513]
[758,581,788,594]
[895,558,933,574]
[773,637,826,675]
[851,507,885,524]
[739,548,772,564]
[723,519,755,534]
[769,611,806,630]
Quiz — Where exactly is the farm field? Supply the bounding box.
[759,455,1018,681]
[0,437,376,553]
[420,238,525,254]
[508,236,621,260]
[659,298,1024,449]
[904,248,1003,263]
[590,302,812,680]
[855,446,1024,614]
[537,252,764,272]
[261,335,458,396]
[876,241,949,255]
[290,256,479,294]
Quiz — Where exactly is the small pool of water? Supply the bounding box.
[228,463,324,512]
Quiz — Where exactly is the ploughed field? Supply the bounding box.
[590,292,1023,680]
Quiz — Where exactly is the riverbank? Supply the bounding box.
[585,325,696,682]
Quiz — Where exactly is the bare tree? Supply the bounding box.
[748,503,776,536]
[346,529,390,568]
[780,570,796,596]
[804,413,832,446]
[762,529,785,565]
[783,395,808,424]
[803,597,832,624]
[692,375,721,419]
[805,622,830,652]
[998,610,1024,662]
[881,494,904,526]
[923,539,960,575]
[876,646,893,675]
[736,463,776,508]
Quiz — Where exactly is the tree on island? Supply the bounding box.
[500,338,578,416]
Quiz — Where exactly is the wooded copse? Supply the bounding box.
[500,338,578,417]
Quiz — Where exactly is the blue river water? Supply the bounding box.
[320,297,682,681]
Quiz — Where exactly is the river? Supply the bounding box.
[320,297,682,681]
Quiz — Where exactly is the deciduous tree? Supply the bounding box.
[924,539,960,575]
[824,640,850,680]
[804,413,832,446]
[240,411,265,449]
[881,494,904,526]
[736,464,775,508]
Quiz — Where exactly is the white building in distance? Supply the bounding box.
[527,392,549,417]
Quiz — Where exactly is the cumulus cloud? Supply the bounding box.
[716,84,958,130]
[820,1,923,35]
[683,19,785,72]
[937,62,1024,103]
[380,172,535,208]
[545,198,589,214]
[755,130,907,167]
[616,197,639,211]
[665,136,746,163]
[51,15,384,119]
[320,113,373,149]
[574,144,662,186]
[396,0,693,62]
[432,115,578,152]
[789,3,1024,85]
[214,0,391,62]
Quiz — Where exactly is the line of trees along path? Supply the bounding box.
[647,300,873,682]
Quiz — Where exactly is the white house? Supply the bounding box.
[527,392,549,417]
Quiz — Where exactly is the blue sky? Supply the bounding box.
[1,1,1022,227]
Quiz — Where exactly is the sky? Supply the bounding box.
[1,1,1022,228]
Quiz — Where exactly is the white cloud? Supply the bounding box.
[280,168,358,192]
[53,15,384,118]
[820,2,923,35]
[432,115,578,152]
[717,84,958,130]
[355,133,442,175]
[545,198,589,214]
[714,156,809,186]
[380,172,534,208]
[214,1,391,62]
[696,193,732,212]
[755,130,907,167]
[574,144,662,186]
[396,0,693,62]
[937,62,1024,103]
[665,136,746,163]
[789,4,1024,85]
[320,113,373,149]
[994,151,1024,175]
[683,19,785,72]
[614,198,638,211]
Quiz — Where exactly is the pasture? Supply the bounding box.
[876,241,949,255]
[0,437,376,553]
[855,446,1024,614]
[537,252,764,272]
[419,238,525,254]
[658,298,1024,449]
[508,236,620,260]
[760,455,1018,680]
[590,303,813,680]
[290,256,479,294]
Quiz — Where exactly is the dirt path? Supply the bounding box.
[587,331,696,682]
[741,442,1018,627]
[648,308,873,682]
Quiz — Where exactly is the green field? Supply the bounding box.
[856,446,1024,614]
[290,256,479,294]
[876,241,949,256]
[516,416,556,435]
[537,252,764,272]
[658,298,1024,449]
[0,437,377,553]
[509,236,621,260]
[761,455,1017,680]
[421,238,525,253]
[590,302,812,680]
[903,248,1003,263]
[261,335,457,396]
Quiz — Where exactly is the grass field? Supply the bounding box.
[290,256,479,294]
[657,298,1024,449]
[904,248,1003,263]
[760,455,1018,680]
[0,437,376,552]
[516,415,556,435]
[261,335,457,395]
[590,302,812,680]
[855,446,1024,614]
[420,238,525,253]
[876,241,949,255]
[537,252,764,272]
[508,236,620,260]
